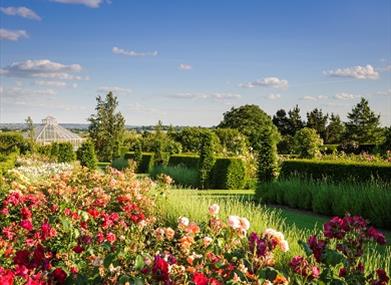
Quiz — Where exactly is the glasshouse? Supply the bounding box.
[34,116,84,149]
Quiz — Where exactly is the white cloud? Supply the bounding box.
[0,6,41,20]
[240,76,288,89]
[179,63,192,70]
[379,65,391,72]
[128,103,163,115]
[334,92,356,100]
[1,86,56,99]
[0,59,84,80]
[374,89,391,96]
[51,0,102,8]
[171,92,241,101]
[0,29,28,41]
[35,80,67,87]
[264,93,281,100]
[301,95,328,101]
[97,86,132,95]
[112,46,158,57]
[324,65,379,80]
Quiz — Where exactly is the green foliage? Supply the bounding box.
[273,109,291,136]
[210,158,246,189]
[36,144,51,157]
[277,135,294,154]
[319,144,338,155]
[214,128,248,156]
[0,132,30,154]
[198,132,216,188]
[254,125,280,182]
[88,92,126,161]
[256,177,391,229]
[293,127,323,158]
[306,108,328,140]
[76,141,97,169]
[280,159,391,183]
[111,157,130,170]
[287,105,304,136]
[50,142,59,159]
[133,140,143,165]
[0,152,17,175]
[150,165,199,188]
[168,154,200,169]
[325,113,345,144]
[57,142,76,163]
[170,127,207,153]
[124,152,154,173]
[380,126,391,153]
[345,97,384,144]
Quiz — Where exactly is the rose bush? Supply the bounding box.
[0,164,388,284]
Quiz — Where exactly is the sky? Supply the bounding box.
[0,0,390,126]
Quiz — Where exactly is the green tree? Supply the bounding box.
[345,97,384,144]
[199,132,216,189]
[306,108,328,140]
[273,109,291,136]
[218,105,280,182]
[25,116,35,144]
[326,113,345,144]
[76,141,97,169]
[214,128,248,156]
[88,92,126,161]
[287,105,304,136]
[293,127,323,158]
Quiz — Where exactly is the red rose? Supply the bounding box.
[52,268,67,284]
[193,272,209,285]
[73,245,84,254]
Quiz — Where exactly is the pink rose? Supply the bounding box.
[208,204,220,216]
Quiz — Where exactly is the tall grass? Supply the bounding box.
[256,177,391,229]
[150,165,199,188]
[155,189,391,273]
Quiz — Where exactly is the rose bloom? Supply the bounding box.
[165,227,175,240]
[203,236,213,247]
[185,222,200,235]
[228,215,241,229]
[280,240,289,252]
[178,216,190,228]
[240,217,250,231]
[208,204,220,216]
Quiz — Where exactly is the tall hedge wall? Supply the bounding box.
[124,152,154,173]
[0,153,17,175]
[210,158,246,189]
[280,159,391,182]
[168,154,200,169]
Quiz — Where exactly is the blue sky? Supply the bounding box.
[0,0,390,126]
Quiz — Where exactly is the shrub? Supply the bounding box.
[57,142,75,163]
[168,154,200,169]
[198,132,216,188]
[76,141,97,169]
[0,152,17,175]
[124,152,154,173]
[210,158,246,189]
[150,165,199,188]
[293,127,323,158]
[319,144,338,155]
[111,157,130,170]
[0,132,30,154]
[280,159,391,183]
[254,125,280,182]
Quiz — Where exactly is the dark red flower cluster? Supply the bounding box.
[289,256,320,279]
[307,235,326,262]
[248,232,269,257]
[371,269,390,285]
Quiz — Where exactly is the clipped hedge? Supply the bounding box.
[124,152,154,173]
[280,159,391,182]
[168,154,200,169]
[256,177,391,229]
[210,158,246,189]
[57,142,76,163]
[0,132,30,154]
[150,165,199,188]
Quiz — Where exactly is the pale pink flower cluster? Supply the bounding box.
[208,204,220,216]
[228,215,251,235]
[263,228,289,252]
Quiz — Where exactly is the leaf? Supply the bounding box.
[324,249,344,266]
[103,253,116,268]
[257,266,278,281]
[134,255,145,270]
[298,240,313,256]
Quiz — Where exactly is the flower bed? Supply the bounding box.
[0,166,389,284]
